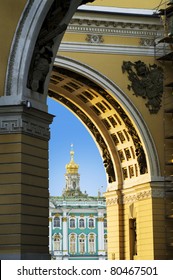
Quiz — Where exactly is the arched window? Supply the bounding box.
[104,234,107,253]
[54,234,61,251]
[79,234,86,254]
[54,216,60,228]
[69,234,76,254]
[79,218,85,228]
[88,233,95,254]
[70,218,76,228]
[88,218,94,228]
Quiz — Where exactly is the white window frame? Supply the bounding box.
[69,233,77,254]
[88,217,95,228]
[53,216,61,228]
[88,233,96,254]
[53,233,62,252]
[78,217,85,229]
[69,217,76,229]
[78,233,86,254]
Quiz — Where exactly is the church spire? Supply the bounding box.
[63,145,87,198]
[66,144,79,174]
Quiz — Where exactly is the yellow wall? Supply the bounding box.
[88,0,161,9]
[0,0,27,96]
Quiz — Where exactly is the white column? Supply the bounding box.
[49,215,52,254]
[98,210,105,259]
[62,211,68,259]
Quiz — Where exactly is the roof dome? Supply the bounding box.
[65,145,79,174]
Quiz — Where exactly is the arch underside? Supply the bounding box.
[1,0,160,189]
[48,63,150,190]
[2,0,160,191]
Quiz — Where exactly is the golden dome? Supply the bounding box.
[65,145,79,174]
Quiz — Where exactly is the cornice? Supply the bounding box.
[78,5,157,16]
[68,17,163,38]
[59,42,155,56]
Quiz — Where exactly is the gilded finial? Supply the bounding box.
[66,144,79,174]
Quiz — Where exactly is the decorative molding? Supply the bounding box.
[59,42,156,56]
[85,34,104,44]
[78,5,157,16]
[68,17,163,38]
[0,106,53,140]
[97,217,104,222]
[106,197,119,206]
[106,188,165,205]
[139,38,156,46]
[5,0,36,97]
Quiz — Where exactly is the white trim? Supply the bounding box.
[53,216,61,229]
[88,217,95,229]
[78,233,87,254]
[69,217,76,229]
[69,233,77,255]
[78,217,86,229]
[53,233,62,252]
[88,232,96,254]
[59,42,155,56]
[78,5,156,16]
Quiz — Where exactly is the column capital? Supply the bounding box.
[0,105,54,140]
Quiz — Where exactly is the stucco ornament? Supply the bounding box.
[122,61,164,114]
[27,0,95,94]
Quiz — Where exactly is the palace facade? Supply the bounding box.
[49,147,107,260]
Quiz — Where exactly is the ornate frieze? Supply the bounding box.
[68,17,163,38]
[0,106,53,140]
[106,188,165,206]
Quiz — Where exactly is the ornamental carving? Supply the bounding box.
[27,0,70,94]
[106,189,165,205]
[27,0,94,94]
[122,61,164,114]
[86,34,104,44]
[0,107,52,140]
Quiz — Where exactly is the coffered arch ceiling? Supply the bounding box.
[48,56,160,190]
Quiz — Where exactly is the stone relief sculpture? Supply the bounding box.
[27,0,94,94]
[122,60,164,114]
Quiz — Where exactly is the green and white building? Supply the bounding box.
[49,147,107,260]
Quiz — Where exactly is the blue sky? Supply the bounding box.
[47,97,107,197]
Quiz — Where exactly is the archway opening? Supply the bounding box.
[48,59,154,193]
[48,97,107,197]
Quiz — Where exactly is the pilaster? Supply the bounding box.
[97,211,105,256]
[0,105,54,259]
[62,212,68,259]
